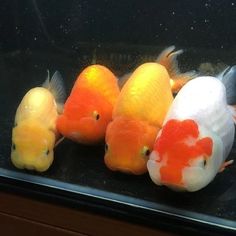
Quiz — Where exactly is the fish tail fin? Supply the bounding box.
[156,45,197,93]
[217,65,236,105]
[216,66,230,81]
[42,70,66,114]
[156,45,183,75]
[228,105,236,124]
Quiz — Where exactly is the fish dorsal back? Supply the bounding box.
[72,64,120,106]
[113,63,173,127]
[15,87,58,130]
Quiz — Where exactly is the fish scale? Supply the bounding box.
[113,63,173,128]
[73,65,120,106]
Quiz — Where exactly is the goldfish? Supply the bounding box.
[147,74,236,191]
[105,46,195,175]
[11,71,65,172]
[56,65,120,144]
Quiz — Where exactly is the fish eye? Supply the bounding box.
[13,122,17,127]
[45,149,50,155]
[12,143,16,150]
[141,146,150,157]
[93,111,100,120]
[203,159,207,167]
[105,143,108,152]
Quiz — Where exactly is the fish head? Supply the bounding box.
[104,117,159,175]
[11,119,55,172]
[57,89,113,144]
[147,119,223,192]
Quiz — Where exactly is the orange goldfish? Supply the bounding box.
[104,46,195,175]
[57,65,120,144]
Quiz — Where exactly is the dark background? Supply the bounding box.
[0,0,236,51]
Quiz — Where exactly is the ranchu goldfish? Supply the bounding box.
[147,73,236,191]
[57,65,120,144]
[105,46,195,175]
[11,71,65,172]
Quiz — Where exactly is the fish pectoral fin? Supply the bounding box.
[55,136,65,147]
[219,160,234,173]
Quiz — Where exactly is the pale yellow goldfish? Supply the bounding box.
[11,71,65,172]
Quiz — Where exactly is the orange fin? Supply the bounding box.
[156,45,197,93]
[219,160,234,173]
[170,71,197,94]
[228,105,236,124]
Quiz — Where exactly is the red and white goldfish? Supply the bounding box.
[105,46,195,175]
[147,75,236,191]
[57,65,120,144]
[11,71,65,172]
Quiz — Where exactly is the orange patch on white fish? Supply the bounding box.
[154,119,213,186]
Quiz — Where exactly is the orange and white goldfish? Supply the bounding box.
[105,46,195,175]
[147,75,236,191]
[11,71,65,172]
[56,65,120,144]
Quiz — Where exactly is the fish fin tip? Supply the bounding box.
[228,105,236,124]
[55,136,65,147]
[219,160,234,173]
[216,66,231,80]
[218,65,236,104]
[43,70,66,108]
[56,103,64,114]
[42,70,50,88]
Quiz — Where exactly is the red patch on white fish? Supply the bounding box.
[154,119,213,186]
